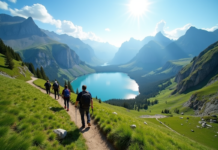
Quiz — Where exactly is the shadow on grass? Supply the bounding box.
[60,129,80,146]
[0,65,8,68]
[50,107,64,112]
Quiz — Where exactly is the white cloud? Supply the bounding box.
[105,28,110,32]
[0,1,9,10]
[154,20,192,40]
[8,0,16,3]
[9,4,61,28]
[202,25,218,32]
[8,3,103,42]
[57,20,103,41]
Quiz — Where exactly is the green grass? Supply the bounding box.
[0,75,86,150]
[159,117,218,150]
[0,53,32,81]
[33,78,209,149]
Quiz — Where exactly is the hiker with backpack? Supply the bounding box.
[44,80,51,95]
[75,85,93,128]
[52,81,60,99]
[62,85,71,111]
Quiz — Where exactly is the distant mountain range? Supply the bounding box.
[42,30,103,66]
[82,39,118,62]
[0,14,95,84]
[119,27,218,72]
[109,32,173,65]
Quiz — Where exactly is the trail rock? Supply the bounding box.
[181,112,184,115]
[130,124,136,128]
[215,135,217,137]
[181,124,183,126]
[202,118,204,121]
[191,129,194,132]
[180,117,183,119]
[53,129,67,139]
[113,112,117,115]
[197,126,200,128]
[144,122,147,125]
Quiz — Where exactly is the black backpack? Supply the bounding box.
[53,83,59,90]
[45,82,50,88]
[81,91,91,109]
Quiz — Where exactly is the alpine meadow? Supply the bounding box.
[0,0,218,150]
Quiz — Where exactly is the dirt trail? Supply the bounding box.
[27,77,115,150]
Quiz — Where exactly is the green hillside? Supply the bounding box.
[33,78,209,150]
[0,53,32,81]
[18,43,95,85]
[0,75,86,150]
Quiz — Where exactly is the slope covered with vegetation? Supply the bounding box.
[34,78,210,150]
[174,41,218,94]
[0,53,32,81]
[0,75,86,150]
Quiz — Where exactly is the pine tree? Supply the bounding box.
[40,66,47,80]
[65,80,67,86]
[68,80,74,93]
[76,88,79,94]
[5,52,14,70]
[36,68,42,78]
[29,63,36,75]
[96,96,98,99]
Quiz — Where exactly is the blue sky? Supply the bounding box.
[0,0,218,47]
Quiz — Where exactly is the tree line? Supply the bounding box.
[106,79,172,110]
[0,39,22,70]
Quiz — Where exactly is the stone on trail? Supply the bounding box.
[144,122,147,125]
[53,129,67,139]
[181,124,183,126]
[197,126,200,128]
[113,112,117,115]
[215,135,217,137]
[130,124,136,128]
[180,117,183,119]
[181,112,184,115]
[201,118,204,121]
[191,129,194,132]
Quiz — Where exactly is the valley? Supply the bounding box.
[0,2,218,149]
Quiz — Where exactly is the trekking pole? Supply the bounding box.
[75,105,77,125]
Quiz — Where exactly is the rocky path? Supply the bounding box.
[27,77,114,150]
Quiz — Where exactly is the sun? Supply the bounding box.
[129,0,149,16]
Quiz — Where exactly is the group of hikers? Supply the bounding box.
[44,80,93,128]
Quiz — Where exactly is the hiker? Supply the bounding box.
[44,80,51,95]
[52,81,60,99]
[62,85,71,111]
[75,85,93,128]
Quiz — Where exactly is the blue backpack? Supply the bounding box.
[64,89,70,97]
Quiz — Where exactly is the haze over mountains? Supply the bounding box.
[42,30,103,66]
[0,14,95,84]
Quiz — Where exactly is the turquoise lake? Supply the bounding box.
[71,72,139,101]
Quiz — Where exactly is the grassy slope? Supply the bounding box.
[19,43,95,85]
[144,77,218,149]
[0,53,32,81]
[0,75,86,150]
[34,78,209,150]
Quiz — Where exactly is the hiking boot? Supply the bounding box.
[64,106,66,109]
[88,123,91,127]
[81,125,85,129]
[67,108,69,111]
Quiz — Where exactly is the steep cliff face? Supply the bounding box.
[19,43,81,69]
[174,41,218,94]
